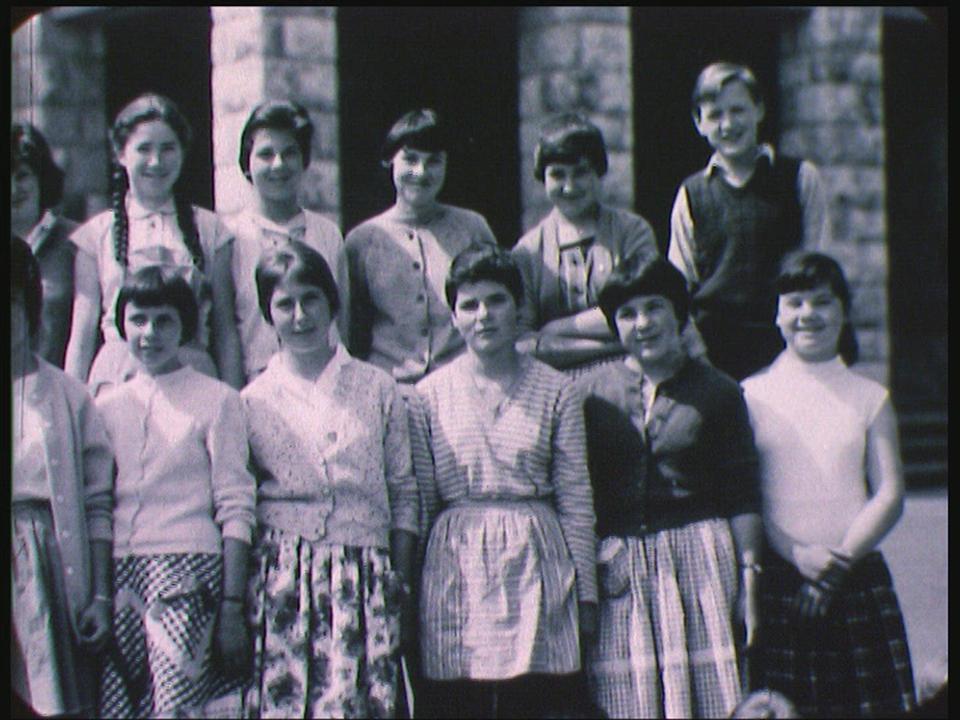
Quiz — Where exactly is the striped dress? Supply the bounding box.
[410,354,597,681]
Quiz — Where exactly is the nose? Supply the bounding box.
[271,153,285,170]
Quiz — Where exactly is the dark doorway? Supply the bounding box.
[338,7,520,246]
[631,7,783,253]
[103,7,214,210]
[884,14,947,412]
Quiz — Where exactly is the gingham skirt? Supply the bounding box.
[420,500,581,681]
[754,550,916,718]
[586,518,743,719]
[242,527,402,719]
[11,500,95,717]
[99,553,241,718]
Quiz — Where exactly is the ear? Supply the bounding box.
[692,109,707,139]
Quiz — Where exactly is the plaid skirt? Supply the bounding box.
[243,527,402,719]
[99,553,241,718]
[420,500,581,681]
[586,518,743,719]
[754,550,916,718]
[11,500,95,717]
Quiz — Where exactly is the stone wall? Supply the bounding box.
[778,7,888,383]
[210,6,340,224]
[517,7,635,231]
[11,14,110,220]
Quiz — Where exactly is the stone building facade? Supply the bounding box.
[11,7,946,456]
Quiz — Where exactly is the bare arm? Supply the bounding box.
[209,243,244,389]
[64,250,102,382]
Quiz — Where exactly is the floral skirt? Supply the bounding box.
[11,500,95,717]
[99,553,241,718]
[243,526,402,719]
[586,518,742,719]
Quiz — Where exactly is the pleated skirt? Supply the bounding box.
[754,550,916,718]
[243,526,402,719]
[11,500,95,717]
[587,518,742,719]
[420,500,581,681]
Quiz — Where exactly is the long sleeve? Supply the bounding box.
[344,231,374,359]
[79,391,115,542]
[407,388,440,548]
[713,385,762,519]
[550,382,598,603]
[798,159,828,249]
[207,389,257,545]
[383,383,419,536]
[668,185,700,286]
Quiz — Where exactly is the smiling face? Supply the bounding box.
[116,119,184,206]
[614,294,684,367]
[776,284,845,363]
[452,279,520,357]
[123,301,184,375]
[543,157,602,222]
[248,127,305,205]
[391,147,446,209]
[694,79,764,164]
[11,162,42,230]
[269,277,333,356]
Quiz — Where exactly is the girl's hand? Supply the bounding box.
[791,543,835,581]
[215,601,251,680]
[735,570,761,648]
[792,580,834,620]
[77,599,113,653]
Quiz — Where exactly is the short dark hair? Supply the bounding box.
[691,62,763,118]
[110,92,193,155]
[598,256,690,337]
[380,108,449,164]
[11,235,43,338]
[445,244,524,310]
[11,122,65,211]
[115,265,199,345]
[238,100,314,181]
[255,239,341,324]
[533,112,608,182]
[775,250,859,365]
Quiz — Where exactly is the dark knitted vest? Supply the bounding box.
[682,155,803,325]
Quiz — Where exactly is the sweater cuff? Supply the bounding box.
[221,519,253,546]
[87,517,113,543]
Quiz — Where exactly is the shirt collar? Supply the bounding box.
[269,342,350,396]
[127,195,177,220]
[705,143,776,178]
[25,209,58,253]
[249,209,307,237]
[551,207,598,251]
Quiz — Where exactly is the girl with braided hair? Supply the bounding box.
[65,93,244,394]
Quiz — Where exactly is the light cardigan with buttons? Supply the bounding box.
[12,357,114,635]
[95,365,256,557]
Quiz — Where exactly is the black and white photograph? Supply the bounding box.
[11,6,946,718]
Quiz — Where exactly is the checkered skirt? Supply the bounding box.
[754,550,917,718]
[99,553,241,718]
[586,518,743,719]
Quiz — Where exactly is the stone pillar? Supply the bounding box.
[210,6,340,225]
[779,7,888,383]
[11,14,109,220]
[517,7,634,231]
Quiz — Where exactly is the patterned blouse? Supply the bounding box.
[241,345,419,548]
[410,354,598,603]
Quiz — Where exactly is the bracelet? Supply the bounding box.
[740,562,763,575]
[93,593,112,604]
[222,595,244,604]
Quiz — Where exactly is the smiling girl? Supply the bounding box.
[65,93,244,395]
[226,100,345,382]
[94,265,255,717]
[742,252,916,717]
[343,108,497,385]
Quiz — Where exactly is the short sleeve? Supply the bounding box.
[70,211,111,260]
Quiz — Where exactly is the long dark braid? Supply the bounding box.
[111,161,131,267]
[174,195,204,272]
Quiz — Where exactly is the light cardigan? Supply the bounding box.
[96,365,256,556]
[225,207,345,380]
[12,358,114,635]
[242,345,419,547]
[742,351,889,547]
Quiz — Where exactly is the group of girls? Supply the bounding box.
[11,89,916,720]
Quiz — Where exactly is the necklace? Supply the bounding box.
[468,358,527,419]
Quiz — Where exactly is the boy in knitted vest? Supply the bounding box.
[668,62,827,380]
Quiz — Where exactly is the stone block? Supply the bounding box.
[35,105,80,144]
[580,24,629,71]
[519,75,544,119]
[850,281,886,325]
[310,112,339,160]
[592,112,632,152]
[212,109,248,169]
[780,126,884,167]
[520,6,628,31]
[820,166,884,210]
[211,58,266,114]
[793,84,872,125]
[300,159,340,213]
[854,327,888,364]
[66,144,109,195]
[214,165,254,216]
[582,70,631,113]
[602,150,634,208]
[294,63,338,110]
[543,72,583,112]
[283,15,336,60]
[210,13,266,65]
[80,109,108,146]
[211,7,262,24]
[802,7,881,50]
[519,25,579,74]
